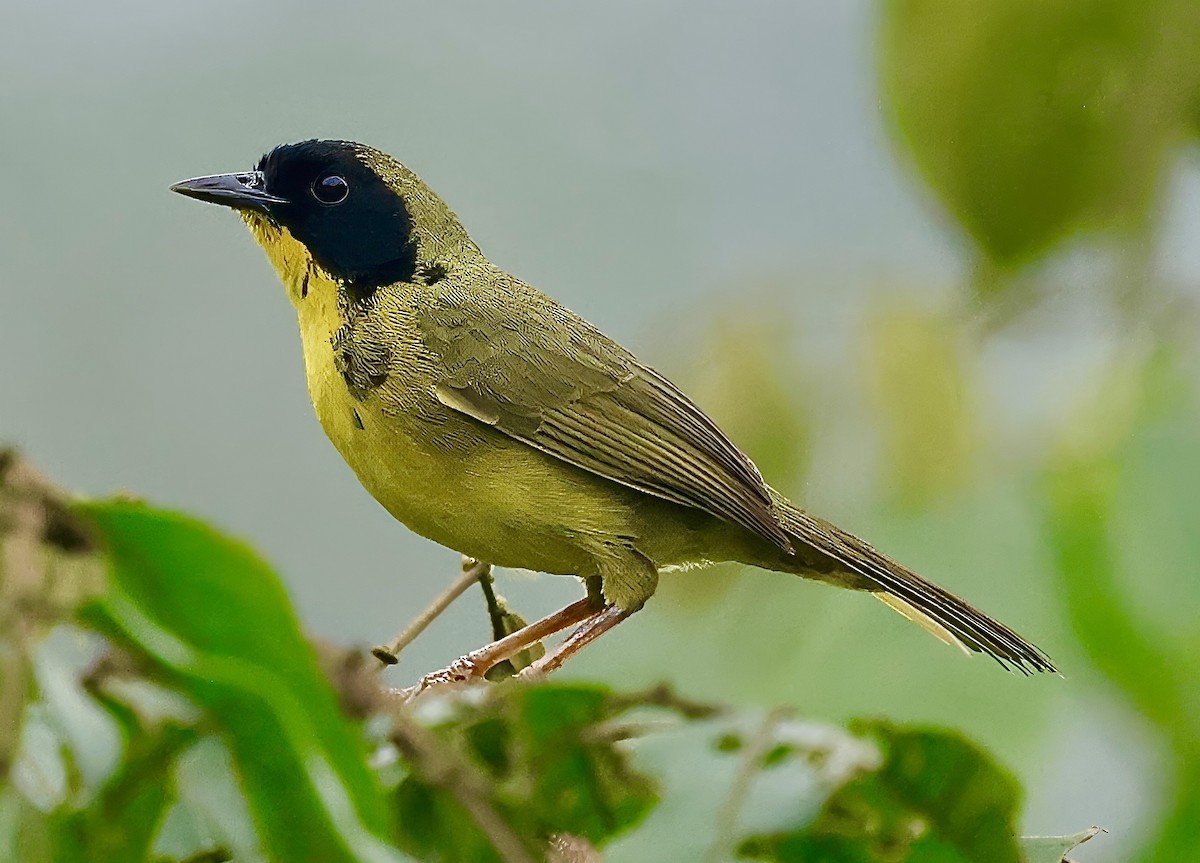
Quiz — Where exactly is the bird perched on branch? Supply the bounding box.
[172,140,1055,683]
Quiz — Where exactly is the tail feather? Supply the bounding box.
[777,503,1056,675]
[874,592,971,656]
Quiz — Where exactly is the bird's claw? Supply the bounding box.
[439,653,489,683]
[408,652,492,697]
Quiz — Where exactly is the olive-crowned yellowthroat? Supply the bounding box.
[171,140,1054,678]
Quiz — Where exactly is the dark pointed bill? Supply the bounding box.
[170,171,287,212]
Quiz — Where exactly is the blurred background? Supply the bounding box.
[3,1,1198,860]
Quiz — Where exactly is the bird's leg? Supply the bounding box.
[373,556,490,666]
[518,603,636,680]
[402,594,600,698]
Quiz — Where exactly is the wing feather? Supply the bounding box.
[423,279,791,552]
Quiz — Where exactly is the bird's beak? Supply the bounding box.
[170,171,287,213]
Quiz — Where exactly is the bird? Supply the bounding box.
[171,139,1055,682]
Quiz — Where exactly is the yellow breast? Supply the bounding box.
[239,214,671,580]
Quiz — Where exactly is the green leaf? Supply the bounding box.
[613,712,878,863]
[517,686,657,841]
[1019,827,1101,863]
[739,722,1023,863]
[1043,347,1200,738]
[866,722,1022,862]
[52,720,194,863]
[392,684,666,862]
[388,780,503,863]
[77,502,407,863]
[165,736,264,862]
[880,0,1200,268]
[4,692,190,863]
[0,790,54,863]
[1042,346,1200,862]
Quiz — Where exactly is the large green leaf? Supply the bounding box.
[880,0,1200,268]
[77,502,408,863]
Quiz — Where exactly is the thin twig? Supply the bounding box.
[388,712,538,863]
[609,683,724,720]
[373,557,489,667]
[0,455,50,779]
[704,707,790,863]
[476,564,547,680]
[475,564,508,642]
[582,718,687,744]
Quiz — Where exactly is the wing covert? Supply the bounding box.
[421,278,792,553]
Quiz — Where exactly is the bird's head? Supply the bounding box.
[171,140,476,297]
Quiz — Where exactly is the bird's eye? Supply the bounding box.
[311,173,349,205]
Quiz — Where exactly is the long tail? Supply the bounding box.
[775,501,1056,675]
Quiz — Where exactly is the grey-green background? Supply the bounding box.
[6,2,1198,860]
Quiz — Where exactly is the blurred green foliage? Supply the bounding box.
[594,3,1200,862]
[81,502,395,863]
[1044,347,1200,863]
[873,0,1198,859]
[659,308,811,613]
[862,305,975,508]
[880,0,1200,270]
[0,463,1092,861]
[739,721,1025,862]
